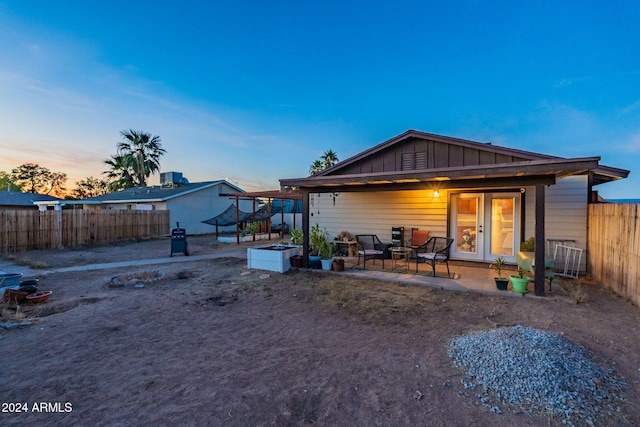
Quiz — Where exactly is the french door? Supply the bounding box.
[450,193,520,262]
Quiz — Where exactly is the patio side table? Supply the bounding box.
[390,247,412,273]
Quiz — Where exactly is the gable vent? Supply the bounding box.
[401,151,427,171]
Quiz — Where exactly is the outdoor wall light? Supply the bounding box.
[433,190,440,197]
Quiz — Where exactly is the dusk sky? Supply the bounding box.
[1,1,639,198]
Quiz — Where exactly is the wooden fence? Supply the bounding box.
[588,203,640,305]
[0,210,170,253]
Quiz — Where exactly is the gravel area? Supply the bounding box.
[448,325,628,426]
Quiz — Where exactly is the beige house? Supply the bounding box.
[280,130,629,296]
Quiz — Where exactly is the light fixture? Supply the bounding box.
[434,190,440,197]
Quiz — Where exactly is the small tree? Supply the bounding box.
[0,171,20,191]
[11,163,67,196]
[72,176,112,199]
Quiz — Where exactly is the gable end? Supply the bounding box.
[326,135,530,175]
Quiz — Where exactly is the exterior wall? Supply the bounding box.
[310,176,589,270]
[271,213,303,231]
[308,189,446,243]
[82,184,255,235]
[166,187,252,235]
[0,206,36,211]
[524,175,588,270]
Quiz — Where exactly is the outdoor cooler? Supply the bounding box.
[391,226,405,247]
[170,223,189,257]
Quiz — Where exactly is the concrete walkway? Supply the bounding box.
[1,249,555,298]
[0,250,247,277]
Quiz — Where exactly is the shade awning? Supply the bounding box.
[201,204,284,227]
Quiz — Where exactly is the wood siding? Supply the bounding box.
[308,189,447,243]
[588,203,640,306]
[332,137,529,175]
[523,175,588,270]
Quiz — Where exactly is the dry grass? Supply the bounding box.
[11,258,50,269]
[307,274,440,321]
[568,283,589,303]
[1,305,27,322]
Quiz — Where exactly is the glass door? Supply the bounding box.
[450,194,484,260]
[450,192,520,262]
[484,194,518,262]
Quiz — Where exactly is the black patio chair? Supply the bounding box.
[355,234,387,270]
[414,236,455,277]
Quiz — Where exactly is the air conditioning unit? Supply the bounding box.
[160,172,183,186]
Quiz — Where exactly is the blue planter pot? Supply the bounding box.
[308,255,322,269]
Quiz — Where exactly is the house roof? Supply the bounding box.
[76,180,244,204]
[0,191,61,207]
[281,130,629,190]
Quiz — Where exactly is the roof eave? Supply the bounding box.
[282,157,602,188]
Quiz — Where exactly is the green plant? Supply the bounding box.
[241,222,259,237]
[290,228,304,246]
[310,224,330,256]
[318,240,334,260]
[520,237,535,252]
[490,257,507,278]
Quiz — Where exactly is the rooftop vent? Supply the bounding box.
[160,172,189,187]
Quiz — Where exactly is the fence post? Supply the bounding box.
[54,210,63,248]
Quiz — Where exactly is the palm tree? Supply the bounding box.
[103,154,137,191]
[321,149,339,169]
[116,130,166,187]
[309,160,324,175]
[309,149,339,175]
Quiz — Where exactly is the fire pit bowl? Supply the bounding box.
[26,290,52,304]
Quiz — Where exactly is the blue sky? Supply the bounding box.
[0,1,638,197]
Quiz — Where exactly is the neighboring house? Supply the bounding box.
[280,130,629,294]
[0,190,62,210]
[73,177,251,235]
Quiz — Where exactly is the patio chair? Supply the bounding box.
[355,234,387,270]
[414,236,454,277]
[409,228,429,250]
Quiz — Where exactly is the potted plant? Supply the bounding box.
[318,240,335,270]
[520,237,535,253]
[509,267,531,294]
[289,228,304,268]
[309,224,329,269]
[490,256,509,290]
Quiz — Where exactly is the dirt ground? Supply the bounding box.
[1,235,639,426]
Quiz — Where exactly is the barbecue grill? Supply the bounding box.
[170,222,189,256]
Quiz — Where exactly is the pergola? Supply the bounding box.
[227,189,302,244]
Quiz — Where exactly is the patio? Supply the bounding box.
[333,256,559,297]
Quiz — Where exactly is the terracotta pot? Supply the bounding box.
[290,255,303,268]
[332,259,345,272]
